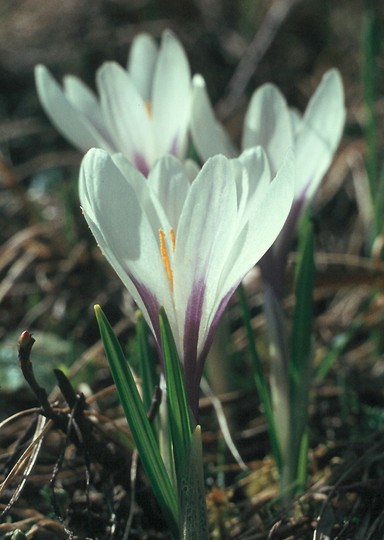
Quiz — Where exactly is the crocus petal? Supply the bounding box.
[190,74,237,161]
[152,31,191,158]
[177,150,294,408]
[112,153,185,244]
[79,149,171,334]
[127,33,158,101]
[237,146,272,226]
[184,159,200,183]
[172,155,241,405]
[243,83,294,177]
[147,155,190,229]
[174,155,240,358]
[35,65,107,151]
[63,75,115,151]
[295,69,345,201]
[111,152,167,238]
[97,62,155,172]
[218,148,295,302]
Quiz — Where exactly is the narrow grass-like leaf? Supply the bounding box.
[158,309,209,538]
[290,215,314,383]
[159,307,193,473]
[296,429,309,491]
[373,164,384,240]
[94,305,179,538]
[237,284,282,471]
[137,313,159,414]
[178,426,209,540]
[289,214,315,490]
[315,318,362,380]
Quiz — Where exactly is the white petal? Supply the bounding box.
[196,148,271,336]
[147,155,190,229]
[218,148,295,302]
[152,31,191,158]
[174,155,239,350]
[63,75,115,151]
[97,62,155,170]
[176,155,238,285]
[35,65,106,151]
[243,83,294,176]
[79,149,168,313]
[237,146,272,223]
[127,33,158,100]
[184,159,200,182]
[110,152,169,243]
[190,74,237,162]
[227,155,251,226]
[295,69,345,200]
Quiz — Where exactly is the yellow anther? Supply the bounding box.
[159,229,174,290]
[170,227,176,251]
[145,100,152,117]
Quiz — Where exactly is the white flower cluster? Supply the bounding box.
[35,31,345,412]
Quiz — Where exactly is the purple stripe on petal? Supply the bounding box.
[129,272,161,350]
[183,278,206,416]
[197,285,236,379]
[169,134,179,157]
[276,192,307,266]
[183,281,238,418]
[259,191,307,299]
[133,152,150,176]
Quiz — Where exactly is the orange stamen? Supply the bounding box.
[145,100,152,117]
[170,227,176,251]
[159,229,174,290]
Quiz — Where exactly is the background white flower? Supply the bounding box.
[191,69,345,296]
[192,69,345,204]
[35,31,192,175]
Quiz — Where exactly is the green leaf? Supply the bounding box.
[137,313,160,414]
[178,426,209,540]
[94,305,179,538]
[315,318,362,380]
[237,284,282,471]
[158,309,209,538]
[159,307,193,473]
[288,214,315,490]
[290,214,314,386]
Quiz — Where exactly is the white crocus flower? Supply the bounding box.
[191,69,345,295]
[79,147,294,415]
[35,31,191,176]
[192,68,344,204]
